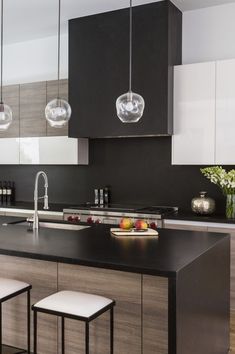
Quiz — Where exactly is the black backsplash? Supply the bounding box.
[0,137,229,213]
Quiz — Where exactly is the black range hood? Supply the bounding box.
[69,1,182,138]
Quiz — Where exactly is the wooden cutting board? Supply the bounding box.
[110,228,159,237]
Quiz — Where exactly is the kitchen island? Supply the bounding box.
[0,216,230,354]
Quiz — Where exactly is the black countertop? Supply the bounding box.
[166,211,235,225]
[0,216,229,278]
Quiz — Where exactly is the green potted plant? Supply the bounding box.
[201,166,235,219]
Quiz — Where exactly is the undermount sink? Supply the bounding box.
[38,222,90,231]
[4,220,90,231]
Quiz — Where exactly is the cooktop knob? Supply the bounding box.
[67,216,73,222]
[74,216,80,223]
[87,217,94,224]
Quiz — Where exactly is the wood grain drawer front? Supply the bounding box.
[58,263,142,354]
[0,255,58,354]
[20,81,47,137]
[0,85,20,138]
[231,310,235,352]
[143,275,168,354]
[46,79,69,137]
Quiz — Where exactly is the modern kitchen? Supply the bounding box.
[0,0,233,353]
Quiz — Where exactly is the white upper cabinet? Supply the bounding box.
[0,137,89,165]
[216,59,235,164]
[0,138,20,165]
[172,62,216,165]
[19,137,88,165]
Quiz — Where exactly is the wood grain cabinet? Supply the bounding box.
[0,85,20,138]
[143,275,168,354]
[0,79,89,165]
[19,79,69,138]
[20,81,47,137]
[46,79,69,137]
[0,255,58,354]
[0,254,225,353]
[58,264,142,354]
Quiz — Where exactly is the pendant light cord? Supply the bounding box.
[57,0,61,99]
[0,0,3,104]
[129,0,132,94]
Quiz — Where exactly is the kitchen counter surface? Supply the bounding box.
[3,202,235,225]
[0,216,229,278]
[0,201,67,212]
[166,210,235,225]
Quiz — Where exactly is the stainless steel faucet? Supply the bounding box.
[33,171,49,230]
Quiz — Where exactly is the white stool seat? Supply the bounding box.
[33,291,114,319]
[0,278,30,301]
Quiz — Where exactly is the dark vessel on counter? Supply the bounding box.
[104,186,110,205]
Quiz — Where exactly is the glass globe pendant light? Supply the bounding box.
[45,0,71,128]
[116,0,145,123]
[0,0,12,131]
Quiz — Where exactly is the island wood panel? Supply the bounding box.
[58,263,142,354]
[143,275,168,354]
[46,79,69,136]
[0,255,58,354]
[20,81,47,137]
[231,312,235,353]
[0,85,20,138]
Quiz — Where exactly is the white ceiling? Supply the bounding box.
[3,0,235,45]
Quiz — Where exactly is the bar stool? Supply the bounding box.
[32,290,115,354]
[0,278,32,354]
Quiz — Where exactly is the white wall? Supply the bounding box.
[3,33,68,85]
[5,3,235,81]
[183,3,235,64]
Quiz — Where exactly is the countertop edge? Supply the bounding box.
[0,247,177,278]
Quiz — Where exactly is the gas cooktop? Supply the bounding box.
[66,203,178,215]
[63,203,178,226]
[68,203,141,212]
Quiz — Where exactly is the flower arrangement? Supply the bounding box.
[201,166,235,218]
[201,166,235,195]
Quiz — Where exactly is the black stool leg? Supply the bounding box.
[27,290,31,353]
[85,322,89,354]
[0,303,2,354]
[33,310,37,354]
[110,307,114,354]
[61,317,65,354]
